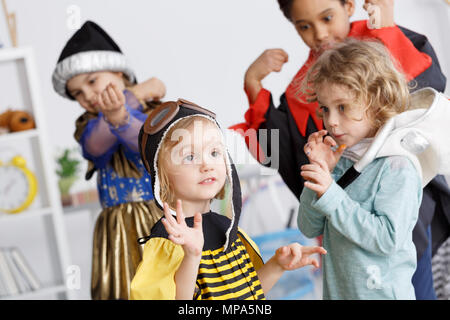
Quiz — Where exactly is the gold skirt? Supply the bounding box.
[90,200,162,300]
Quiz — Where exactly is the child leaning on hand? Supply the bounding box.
[52,20,166,300]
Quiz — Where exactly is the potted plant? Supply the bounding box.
[55,148,80,206]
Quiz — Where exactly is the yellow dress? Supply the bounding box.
[130,212,265,300]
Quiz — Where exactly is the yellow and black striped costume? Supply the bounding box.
[130,212,265,300]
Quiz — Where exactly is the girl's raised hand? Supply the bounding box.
[98,82,128,126]
[244,49,289,104]
[304,130,345,172]
[274,243,327,271]
[161,200,204,258]
[246,49,289,82]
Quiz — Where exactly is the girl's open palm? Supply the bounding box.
[161,200,204,257]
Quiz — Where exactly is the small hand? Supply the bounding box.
[274,243,327,271]
[245,49,289,82]
[97,82,128,126]
[161,200,204,258]
[304,130,345,172]
[245,49,289,103]
[363,0,395,29]
[301,159,333,198]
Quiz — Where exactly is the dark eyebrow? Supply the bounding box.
[295,8,334,25]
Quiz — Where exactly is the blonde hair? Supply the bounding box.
[302,38,411,130]
[157,116,226,207]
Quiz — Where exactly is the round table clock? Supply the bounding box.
[0,156,38,213]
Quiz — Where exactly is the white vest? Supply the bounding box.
[355,87,450,187]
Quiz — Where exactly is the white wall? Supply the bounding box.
[1,0,449,192]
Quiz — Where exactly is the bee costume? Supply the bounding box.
[130,100,265,300]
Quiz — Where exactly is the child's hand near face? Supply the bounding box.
[301,159,333,198]
[304,130,346,172]
[161,200,204,258]
[273,243,327,270]
[245,49,289,104]
[363,0,395,29]
[132,77,166,102]
[97,82,128,127]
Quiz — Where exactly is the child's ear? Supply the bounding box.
[344,0,356,17]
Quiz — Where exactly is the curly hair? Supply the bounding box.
[301,38,411,130]
[157,116,226,208]
[278,0,348,21]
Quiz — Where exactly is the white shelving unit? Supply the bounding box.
[0,47,74,299]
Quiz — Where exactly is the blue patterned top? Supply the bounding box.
[77,89,154,208]
[95,148,154,208]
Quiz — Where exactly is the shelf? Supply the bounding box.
[0,46,74,299]
[0,47,29,62]
[0,129,39,143]
[1,284,67,300]
[0,207,53,223]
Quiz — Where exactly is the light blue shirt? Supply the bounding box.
[298,156,421,299]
